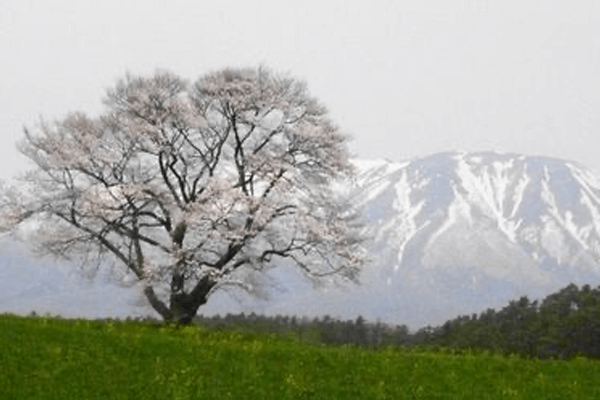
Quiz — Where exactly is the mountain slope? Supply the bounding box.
[338,152,600,325]
[355,152,600,277]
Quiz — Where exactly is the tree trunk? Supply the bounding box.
[143,275,217,325]
[169,275,217,325]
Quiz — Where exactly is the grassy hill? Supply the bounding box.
[1,313,599,399]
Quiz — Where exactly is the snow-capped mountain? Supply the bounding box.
[337,152,600,325]
[354,151,600,278]
[3,151,600,328]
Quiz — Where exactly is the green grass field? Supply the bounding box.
[1,314,599,399]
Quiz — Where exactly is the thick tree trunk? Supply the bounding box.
[169,275,216,325]
[143,272,217,326]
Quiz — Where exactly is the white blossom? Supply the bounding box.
[1,66,364,323]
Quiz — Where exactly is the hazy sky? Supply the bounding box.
[2,0,600,181]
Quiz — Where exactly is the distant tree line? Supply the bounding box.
[193,312,412,347]
[192,282,600,359]
[412,282,600,359]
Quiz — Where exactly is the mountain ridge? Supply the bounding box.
[354,151,600,268]
[335,151,600,325]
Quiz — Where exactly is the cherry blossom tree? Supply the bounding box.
[1,67,364,324]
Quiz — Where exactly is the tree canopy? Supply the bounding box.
[1,66,364,324]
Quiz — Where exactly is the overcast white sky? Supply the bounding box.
[2,0,600,181]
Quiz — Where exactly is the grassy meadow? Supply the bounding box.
[1,313,599,399]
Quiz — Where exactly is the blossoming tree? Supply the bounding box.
[1,67,364,324]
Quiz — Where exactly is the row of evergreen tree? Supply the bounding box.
[193,282,600,359]
[415,282,600,359]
